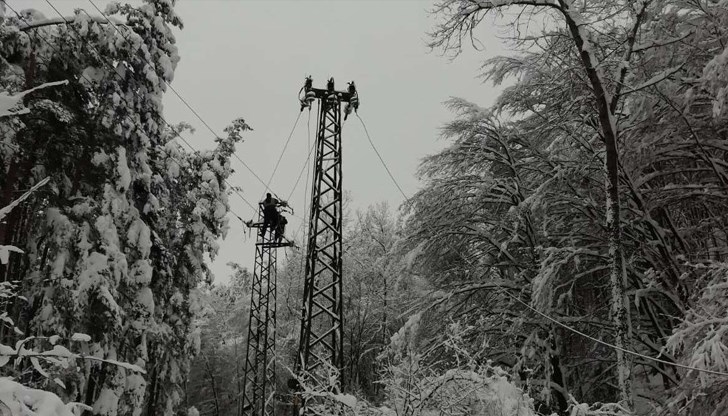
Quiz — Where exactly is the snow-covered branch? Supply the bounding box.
[632,33,692,53]
[622,64,685,96]
[17,15,125,31]
[0,81,68,118]
[429,0,562,55]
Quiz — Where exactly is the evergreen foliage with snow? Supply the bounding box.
[392,1,728,415]
[0,2,248,414]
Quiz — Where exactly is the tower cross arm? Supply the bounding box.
[308,87,356,102]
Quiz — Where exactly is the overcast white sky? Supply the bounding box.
[16,0,507,284]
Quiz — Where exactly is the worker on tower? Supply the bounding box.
[275,215,288,243]
[261,192,286,237]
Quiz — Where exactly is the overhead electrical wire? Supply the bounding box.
[286,140,316,205]
[86,0,273,198]
[9,0,255,219]
[74,2,260,216]
[293,106,315,250]
[281,106,317,236]
[301,108,313,240]
[500,288,728,377]
[44,0,259,216]
[263,111,302,198]
[286,111,316,203]
[89,0,308,220]
[355,113,410,201]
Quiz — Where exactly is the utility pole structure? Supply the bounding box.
[295,77,358,396]
[241,203,292,416]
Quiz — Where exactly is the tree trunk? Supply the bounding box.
[558,0,633,407]
[549,335,568,415]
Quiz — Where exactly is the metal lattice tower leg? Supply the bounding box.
[241,207,279,416]
[296,84,347,390]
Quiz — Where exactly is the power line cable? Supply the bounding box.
[43,1,257,216]
[294,107,315,250]
[286,114,316,203]
[75,3,262,219]
[302,108,313,235]
[497,287,728,377]
[410,187,728,377]
[85,0,272,196]
[263,111,302,198]
[356,113,409,201]
[286,140,316,204]
[295,109,314,270]
[8,0,255,219]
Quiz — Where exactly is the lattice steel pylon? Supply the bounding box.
[241,203,292,416]
[295,77,359,394]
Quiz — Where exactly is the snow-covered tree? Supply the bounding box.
[379,311,539,416]
[409,1,728,414]
[0,2,250,415]
[342,203,413,400]
[186,263,251,416]
[403,96,603,413]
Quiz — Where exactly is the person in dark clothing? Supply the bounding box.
[275,215,288,243]
[261,193,280,237]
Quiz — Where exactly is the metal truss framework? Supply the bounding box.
[296,77,357,391]
[241,206,281,416]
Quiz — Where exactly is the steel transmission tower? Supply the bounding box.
[296,77,359,391]
[241,204,292,416]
